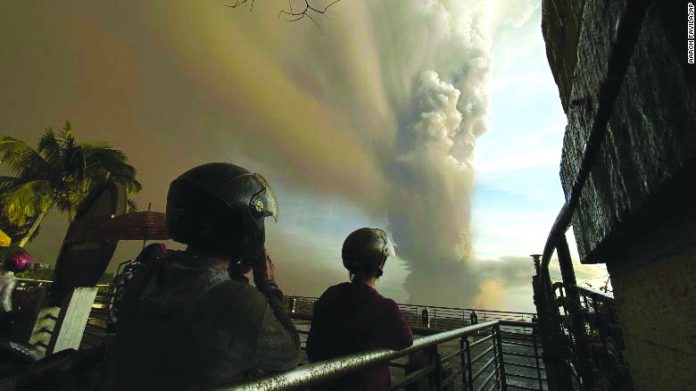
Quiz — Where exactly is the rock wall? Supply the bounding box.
[543,1,696,389]
[541,0,586,112]
[545,1,696,263]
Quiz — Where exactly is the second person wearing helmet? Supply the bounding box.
[104,163,299,390]
[306,228,413,391]
[0,247,33,314]
[0,247,33,337]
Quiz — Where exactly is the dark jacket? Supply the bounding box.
[306,282,413,391]
[103,251,299,391]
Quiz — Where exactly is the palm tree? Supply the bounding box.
[0,122,142,247]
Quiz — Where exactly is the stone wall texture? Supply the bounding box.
[544,0,696,262]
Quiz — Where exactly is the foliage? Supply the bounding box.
[15,263,55,281]
[0,122,142,246]
[227,0,341,26]
[0,210,36,243]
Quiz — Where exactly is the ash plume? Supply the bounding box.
[370,0,493,306]
[0,0,555,308]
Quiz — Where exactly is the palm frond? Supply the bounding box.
[0,210,35,243]
[56,124,86,186]
[59,122,77,157]
[81,145,142,193]
[0,180,53,225]
[0,137,51,179]
[38,128,62,168]
[127,198,138,213]
[2,124,141,229]
[0,176,25,193]
[55,194,76,214]
[80,140,111,150]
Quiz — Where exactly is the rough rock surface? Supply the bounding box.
[541,0,587,112]
[545,0,696,262]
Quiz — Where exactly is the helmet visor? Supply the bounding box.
[249,173,279,222]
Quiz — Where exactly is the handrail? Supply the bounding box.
[288,295,536,316]
[13,282,534,318]
[215,320,499,391]
[575,286,613,301]
[16,278,54,284]
[498,320,536,328]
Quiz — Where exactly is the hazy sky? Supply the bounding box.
[0,0,606,311]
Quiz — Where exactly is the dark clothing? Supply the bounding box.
[103,251,299,391]
[108,243,168,333]
[107,260,141,332]
[306,282,413,391]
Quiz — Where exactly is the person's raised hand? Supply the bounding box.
[252,249,275,283]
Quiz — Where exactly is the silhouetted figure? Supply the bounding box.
[307,228,413,391]
[470,311,478,325]
[103,163,299,390]
[421,308,430,327]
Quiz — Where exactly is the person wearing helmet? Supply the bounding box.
[104,163,299,390]
[306,228,413,391]
[0,247,32,337]
[0,247,32,313]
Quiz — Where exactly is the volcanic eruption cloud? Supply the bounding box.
[0,0,593,308]
[124,0,529,307]
[365,0,493,306]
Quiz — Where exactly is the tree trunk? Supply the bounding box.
[17,203,52,247]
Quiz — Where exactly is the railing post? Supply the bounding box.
[494,324,507,390]
[557,236,592,389]
[492,328,500,388]
[431,347,443,391]
[460,336,469,391]
[533,254,575,391]
[406,350,428,391]
[465,337,474,391]
[532,326,544,391]
[422,307,431,328]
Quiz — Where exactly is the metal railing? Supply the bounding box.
[10,279,113,351]
[556,285,631,390]
[288,296,546,391]
[14,283,538,354]
[217,321,506,391]
[80,284,112,349]
[12,279,55,353]
[12,280,547,390]
[497,322,546,391]
[286,295,537,332]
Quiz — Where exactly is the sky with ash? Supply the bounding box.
[0,0,607,311]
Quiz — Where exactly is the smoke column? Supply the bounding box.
[367,0,493,306]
